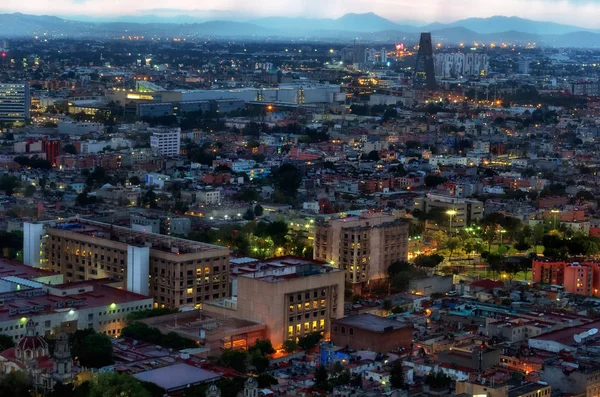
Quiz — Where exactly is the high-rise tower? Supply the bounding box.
[413,33,436,89]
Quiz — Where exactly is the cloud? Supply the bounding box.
[1,0,600,28]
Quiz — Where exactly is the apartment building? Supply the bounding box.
[150,127,181,156]
[23,219,229,309]
[313,212,408,293]
[0,82,30,122]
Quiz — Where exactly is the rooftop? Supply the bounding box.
[132,363,220,391]
[332,314,411,333]
[45,219,226,255]
[508,382,550,397]
[237,256,340,282]
[0,260,60,280]
[0,279,151,323]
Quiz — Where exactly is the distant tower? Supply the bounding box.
[206,384,221,397]
[414,32,437,89]
[53,333,73,383]
[244,377,259,397]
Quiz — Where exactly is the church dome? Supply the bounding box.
[15,319,49,362]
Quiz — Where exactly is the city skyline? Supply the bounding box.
[1,0,600,28]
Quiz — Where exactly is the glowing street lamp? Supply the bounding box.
[446,209,457,235]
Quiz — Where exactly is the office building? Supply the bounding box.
[413,33,436,89]
[150,127,181,156]
[434,52,489,78]
[313,212,409,293]
[23,219,229,309]
[414,193,484,234]
[205,257,344,349]
[0,83,30,122]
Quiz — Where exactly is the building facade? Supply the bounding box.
[205,257,344,349]
[0,83,30,122]
[150,127,181,156]
[24,219,229,309]
[330,314,413,353]
[313,212,409,293]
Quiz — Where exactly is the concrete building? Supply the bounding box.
[150,127,181,156]
[313,212,409,293]
[415,193,484,234]
[330,314,412,353]
[130,213,191,236]
[0,83,30,122]
[532,259,600,296]
[23,219,229,309]
[205,257,344,349]
[0,278,152,341]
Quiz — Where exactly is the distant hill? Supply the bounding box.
[0,12,598,47]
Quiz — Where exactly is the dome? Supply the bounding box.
[15,319,49,363]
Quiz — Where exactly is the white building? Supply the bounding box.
[150,128,181,156]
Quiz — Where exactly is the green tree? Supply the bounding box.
[282,339,298,354]
[389,360,405,389]
[63,144,78,155]
[72,332,113,368]
[367,150,380,161]
[274,163,302,197]
[0,371,30,397]
[0,175,19,196]
[257,373,278,388]
[254,204,264,217]
[243,208,255,221]
[129,175,141,186]
[24,185,36,197]
[0,333,14,350]
[89,373,151,397]
[250,339,275,356]
[298,331,323,351]
[315,365,331,392]
[219,348,248,373]
[388,260,412,277]
[424,175,447,187]
[445,237,462,261]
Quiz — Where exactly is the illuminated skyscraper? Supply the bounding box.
[413,33,436,89]
[0,83,30,122]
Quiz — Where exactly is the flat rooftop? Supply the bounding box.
[530,319,600,346]
[508,383,550,397]
[132,363,220,391]
[0,260,60,279]
[236,256,340,282]
[45,219,226,255]
[332,314,411,333]
[0,280,150,323]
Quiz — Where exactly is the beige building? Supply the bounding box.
[414,193,484,234]
[25,219,229,310]
[313,212,408,293]
[456,380,551,397]
[205,257,344,349]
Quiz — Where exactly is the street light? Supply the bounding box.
[446,209,457,235]
[551,209,560,229]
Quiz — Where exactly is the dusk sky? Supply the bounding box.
[1,0,599,27]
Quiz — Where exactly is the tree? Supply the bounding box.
[89,373,151,397]
[414,254,444,269]
[243,208,255,221]
[445,237,462,261]
[425,371,452,389]
[486,253,505,278]
[24,185,36,197]
[72,332,113,368]
[219,348,248,373]
[513,240,531,253]
[389,360,405,389]
[0,371,30,397]
[424,175,447,187]
[367,150,380,161]
[315,365,331,392]
[282,339,298,354]
[0,333,14,350]
[256,373,278,388]
[129,175,141,186]
[63,144,78,155]
[388,260,411,277]
[0,175,19,196]
[298,331,323,351]
[254,204,264,217]
[250,339,275,356]
[274,163,302,197]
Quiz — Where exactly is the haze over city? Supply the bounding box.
[1,0,600,28]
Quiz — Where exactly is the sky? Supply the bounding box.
[1,0,600,28]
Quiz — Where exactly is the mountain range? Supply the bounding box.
[1,12,600,47]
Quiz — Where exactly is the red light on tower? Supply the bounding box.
[395,44,402,51]
[1,53,6,57]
